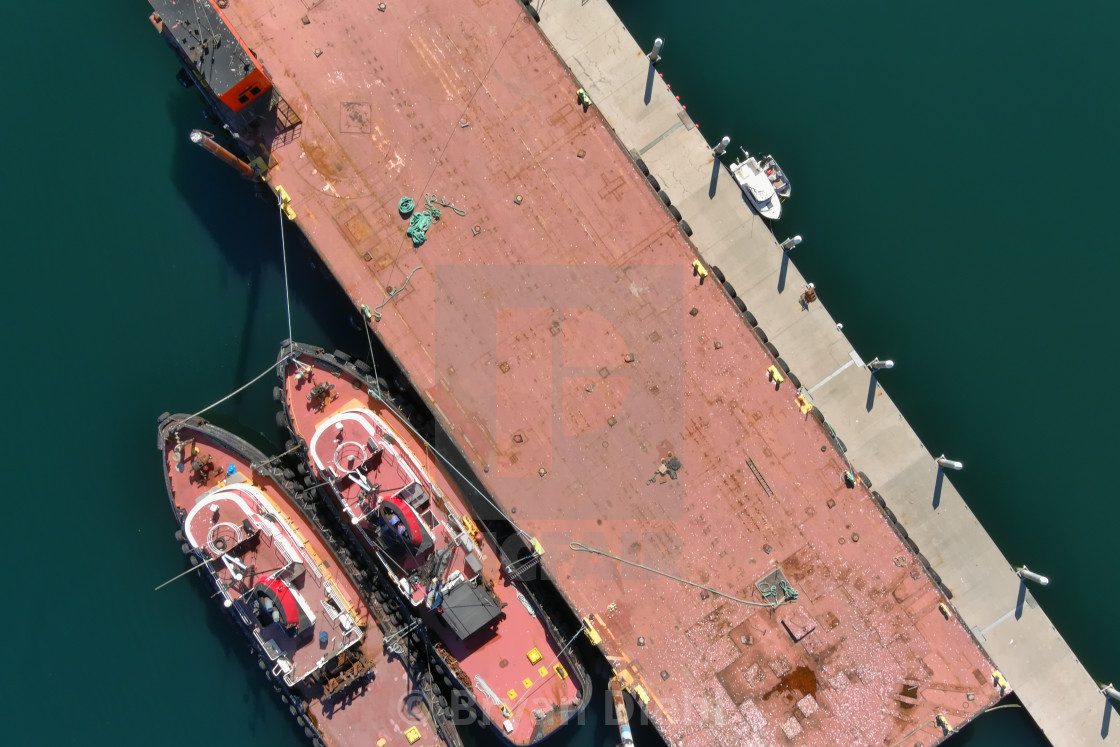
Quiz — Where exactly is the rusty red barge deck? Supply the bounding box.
[148,0,1004,744]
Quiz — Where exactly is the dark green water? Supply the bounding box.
[1,1,1112,744]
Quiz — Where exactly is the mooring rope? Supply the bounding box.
[251,441,304,471]
[175,360,279,426]
[276,190,295,349]
[568,542,796,609]
[371,266,424,322]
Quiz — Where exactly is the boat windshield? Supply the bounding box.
[749,182,774,206]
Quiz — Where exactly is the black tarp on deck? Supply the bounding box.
[439,582,502,640]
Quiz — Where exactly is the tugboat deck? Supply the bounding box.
[282,352,584,744]
[161,418,446,747]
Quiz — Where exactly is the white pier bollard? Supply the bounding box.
[780,235,802,251]
[936,454,963,470]
[867,358,894,371]
[1015,565,1050,586]
[648,37,663,63]
[712,136,730,156]
[1101,683,1120,701]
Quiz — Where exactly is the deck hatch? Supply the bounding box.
[439,581,502,639]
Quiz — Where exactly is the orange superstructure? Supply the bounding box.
[149,0,272,118]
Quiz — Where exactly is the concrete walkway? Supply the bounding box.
[536,1,1119,744]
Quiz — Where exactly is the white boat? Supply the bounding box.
[729,150,789,220]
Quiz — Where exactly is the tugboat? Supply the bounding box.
[158,414,459,747]
[275,342,591,745]
[729,150,791,219]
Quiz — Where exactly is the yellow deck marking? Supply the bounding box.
[606,649,632,666]
[632,673,673,724]
[592,612,616,640]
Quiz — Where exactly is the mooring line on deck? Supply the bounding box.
[637,120,685,156]
[569,542,794,609]
[807,357,856,394]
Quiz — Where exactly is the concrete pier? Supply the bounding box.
[536,0,1119,743]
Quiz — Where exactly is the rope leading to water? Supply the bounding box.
[569,542,795,609]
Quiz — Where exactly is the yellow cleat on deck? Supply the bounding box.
[582,617,602,645]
